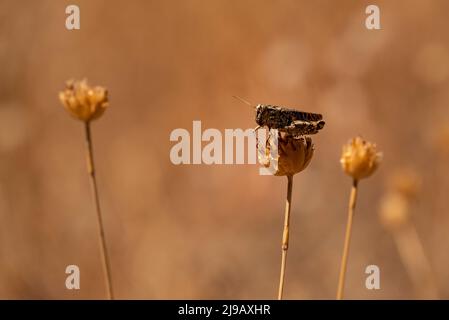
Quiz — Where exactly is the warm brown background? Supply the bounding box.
[1,0,449,299]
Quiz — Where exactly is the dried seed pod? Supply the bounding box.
[340,136,382,180]
[258,131,314,177]
[389,168,421,200]
[59,79,108,122]
[379,192,409,231]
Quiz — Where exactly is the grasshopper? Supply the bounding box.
[233,96,325,137]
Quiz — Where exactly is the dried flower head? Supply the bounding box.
[259,132,314,177]
[379,192,409,231]
[389,168,421,200]
[340,136,382,180]
[59,79,108,122]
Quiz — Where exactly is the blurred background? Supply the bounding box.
[1,0,449,299]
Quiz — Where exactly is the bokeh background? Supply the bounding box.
[1,0,449,299]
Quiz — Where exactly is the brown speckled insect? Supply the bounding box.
[233,96,325,137]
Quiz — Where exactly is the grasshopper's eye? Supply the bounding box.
[317,121,325,129]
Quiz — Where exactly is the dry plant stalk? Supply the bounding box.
[278,175,293,300]
[336,179,358,300]
[259,132,314,299]
[379,170,438,299]
[337,137,382,300]
[84,122,114,300]
[59,79,114,299]
[394,224,439,299]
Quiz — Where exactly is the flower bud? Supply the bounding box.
[389,168,421,200]
[59,79,108,122]
[340,136,382,180]
[379,192,409,231]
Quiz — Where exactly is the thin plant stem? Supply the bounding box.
[336,179,358,300]
[394,224,439,299]
[84,121,114,300]
[278,175,293,300]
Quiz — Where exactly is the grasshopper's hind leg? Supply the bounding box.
[254,125,261,146]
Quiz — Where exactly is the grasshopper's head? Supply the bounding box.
[255,104,265,126]
[317,120,325,130]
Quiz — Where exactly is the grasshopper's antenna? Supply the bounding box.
[232,95,255,108]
